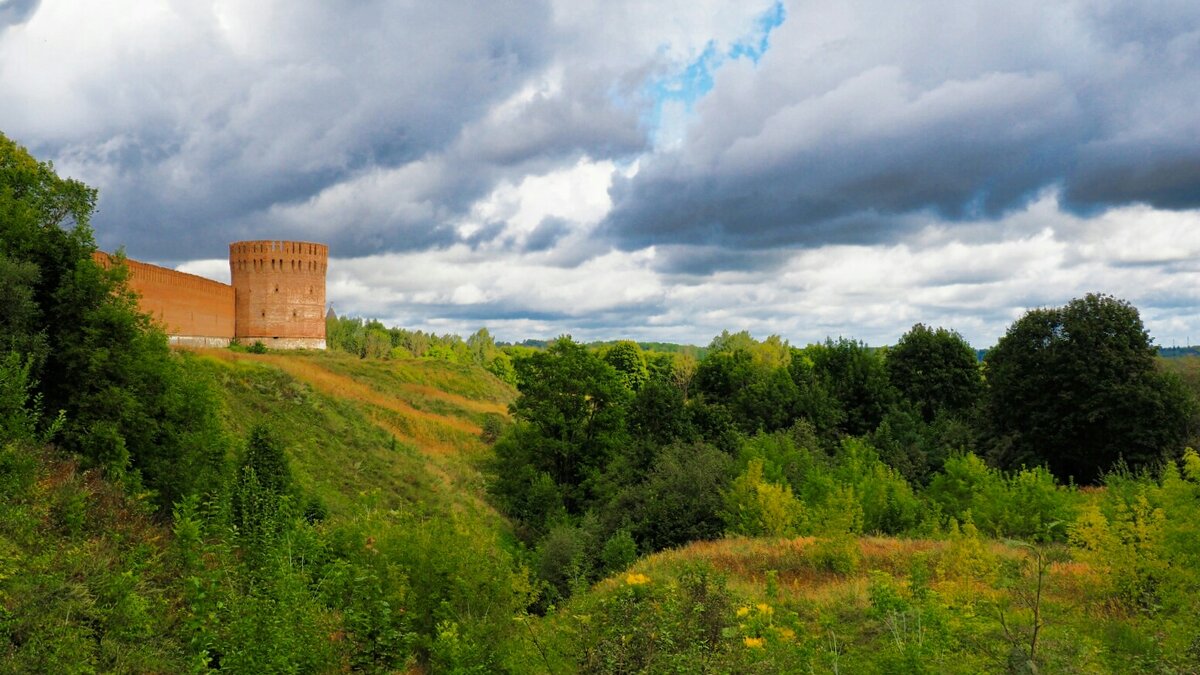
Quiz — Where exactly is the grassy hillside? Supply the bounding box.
[2,349,531,672]
[191,349,513,527]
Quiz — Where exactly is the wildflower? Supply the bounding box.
[736,606,751,618]
[744,636,765,649]
[774,626,796,641]
[625,573,650,586]
[756,603,773,616]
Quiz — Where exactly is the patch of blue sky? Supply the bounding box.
[644,2,786,148]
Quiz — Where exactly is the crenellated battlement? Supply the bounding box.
[229,240,328,276]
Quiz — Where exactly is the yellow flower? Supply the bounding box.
[743,636,765,649]
[774,627,796,641]
[756,603,773,615]
[736,606,751,618]
[625,573,651,586]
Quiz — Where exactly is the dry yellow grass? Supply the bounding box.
[204,350,484,435]
[623,534,1097,613]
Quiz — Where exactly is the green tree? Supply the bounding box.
[604,340,649,392]
[803,338,896,436]
[627,378,694,449]
[466,327,496,364]
[0,132,227,507]
[493,336,630,516]
[887,323,982,422]
[695,339,800,434]
[629,442,733,551]
[723,458,805,537]
[985,293,1197,482]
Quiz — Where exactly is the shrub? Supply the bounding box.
[600,529,638,575]
[723,458,806,537]
[807,536,861,575]
[927,454,1077,542]
[569,565,734,673]
[0,350,39,445]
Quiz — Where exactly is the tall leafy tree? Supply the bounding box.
[887,323,982,422]
[493,336,631,516]
[804,338,896,437]
[603,340,649,392]
[0,132,226,507]
[985,293,1196,482]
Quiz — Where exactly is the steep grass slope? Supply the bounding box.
[192,349,515,530]
[1,349,525,672]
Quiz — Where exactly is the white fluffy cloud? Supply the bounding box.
[9,1,1200,347]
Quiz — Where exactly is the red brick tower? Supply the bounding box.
[229,240,328,349]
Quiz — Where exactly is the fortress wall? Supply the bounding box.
[93,252,235,339]
[229,240,327,343]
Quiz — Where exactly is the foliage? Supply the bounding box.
[603,340,649,392]
[0,448,189,673]
[695,338,801,434]
[803,338,895,436]
[985,293,1197,482]
[723,458,805,537]
[629,442,734,551]
[0,133,228,510]
[887,323,982,422]
[926,454,1079,542]
[734,431,921,537]
[0,351,42,445]
[562,565,736,673]
[325,316,520,385]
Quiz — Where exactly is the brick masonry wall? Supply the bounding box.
[229,240,327,342]
[93,252,236,339]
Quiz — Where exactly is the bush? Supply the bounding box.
[568,564,734,673]
[535,523,594,604]
[723,458,806,537]
[0,351,40,444]
[807,536,861,575]
[927,454,1078,542]
[600,529,638,575]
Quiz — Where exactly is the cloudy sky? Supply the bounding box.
[3,0,1199,348]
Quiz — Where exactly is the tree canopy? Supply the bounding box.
[887,323,982,422]
[0,131,226,507]
[985,293,1196,482]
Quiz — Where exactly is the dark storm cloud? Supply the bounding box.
[653,245,792,276]
[4,0,636,260]
[0,0,38,29]
[457,70,648,167]
[601,1,1200,266]
[522,217,570,252]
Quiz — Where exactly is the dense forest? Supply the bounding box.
[6,131,1200,672]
